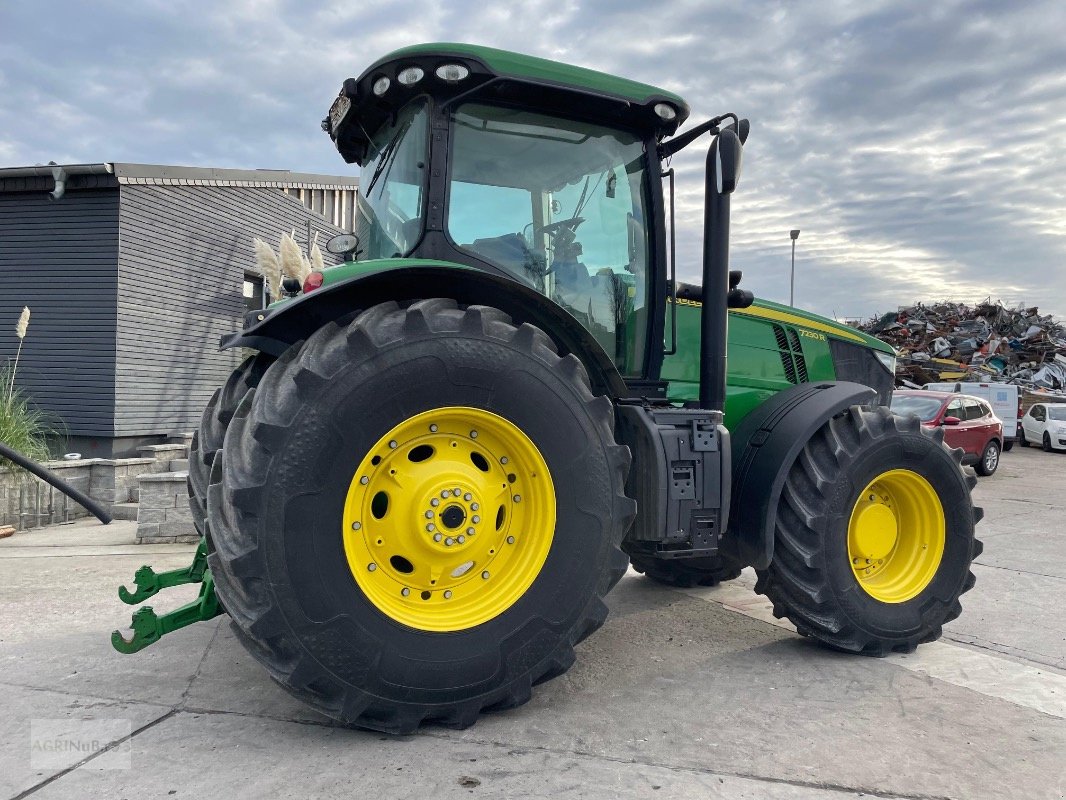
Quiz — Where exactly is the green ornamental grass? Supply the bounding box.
[1,307,58,465]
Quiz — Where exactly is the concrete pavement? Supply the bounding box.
[1,446,1064,799]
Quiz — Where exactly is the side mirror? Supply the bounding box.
[712,128,743,195]
[721,117,750,145]
[942,416,962,426]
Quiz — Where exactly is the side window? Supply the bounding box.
[448,182,536,275]
[963,399,982,420]
[980,402,993,418]
[1031,406,1044,421]
[945,399,963,419]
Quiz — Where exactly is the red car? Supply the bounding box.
[891,390,1004,476]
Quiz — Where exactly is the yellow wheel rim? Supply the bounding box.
[847,469,945,603]
[342,407,555,631]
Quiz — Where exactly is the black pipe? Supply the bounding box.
[700,135,730,410]
[0,442,112,525]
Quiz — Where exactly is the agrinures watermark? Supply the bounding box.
[30,719,132,770]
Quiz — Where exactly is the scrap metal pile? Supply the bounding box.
[854,301,1066,392]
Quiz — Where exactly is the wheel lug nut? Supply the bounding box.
[453,488,462,497]
[389,440,398,449]
[444,590,453,599]
[434,533,443,542]
[471,502,479,511]
[482,571,490,580]
[457,535,466,544]
[427,523,436,532]
[441,490,450,498]
[464,492,472,501]
[425,510,434,519]
[472,515,480,524]
[359,476,369,485]
[513,494,521,503]
[470,430,478,438]
[401,587,410,597]
[445,537,454,546]
[507,536,515,544]
[466,527,475,535]
[501,456,509,464]
[431,498,440,507]
[351,521,361,530]
[368,563,376,571]
[430,424,438,432]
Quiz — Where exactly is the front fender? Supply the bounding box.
[722,381,878,569]
[225,265,628,398]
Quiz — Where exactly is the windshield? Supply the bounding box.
[1049,406,1066,421]
[447,103,652,375]
[354,100,428,259]
[891,394,944,422]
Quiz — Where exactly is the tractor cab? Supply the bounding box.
[323,43,689,378]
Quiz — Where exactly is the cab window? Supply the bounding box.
[446,103,652,375]
[354,100,429,259]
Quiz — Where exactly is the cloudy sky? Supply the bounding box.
[2,0,1064,321]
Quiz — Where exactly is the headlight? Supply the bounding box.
[874,350,897,374]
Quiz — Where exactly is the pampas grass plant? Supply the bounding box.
[0,365,53,463]
[2,309,58,465]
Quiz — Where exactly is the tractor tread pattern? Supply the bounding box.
[206,299,634,734]
[754,405,983,656]
[188,354,273,538]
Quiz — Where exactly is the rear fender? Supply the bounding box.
[225,265,627,397]
[722,381,878,569]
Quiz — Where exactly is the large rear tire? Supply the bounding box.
[188,354,274,537]
[630,554,742,588]
[756,406,983,655]
[207,299,635,733]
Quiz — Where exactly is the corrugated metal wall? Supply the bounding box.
[0,189,119,437]
[282,186,358,230]
[114,184,346,436]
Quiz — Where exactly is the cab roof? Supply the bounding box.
[324,43,691,164]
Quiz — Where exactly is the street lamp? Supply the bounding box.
[789,229,801,307]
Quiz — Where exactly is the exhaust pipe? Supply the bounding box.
[699,126,743,410]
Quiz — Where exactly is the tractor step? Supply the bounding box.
[112,538,221,654]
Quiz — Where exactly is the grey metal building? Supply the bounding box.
[0,162,359,457]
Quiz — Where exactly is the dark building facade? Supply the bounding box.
[0,163,359,457]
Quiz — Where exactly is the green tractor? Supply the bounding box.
[113,44,981,734]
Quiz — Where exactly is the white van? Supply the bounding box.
[923,382,1019,448]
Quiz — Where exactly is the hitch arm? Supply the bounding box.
[118,539,208,604]
[111,571,221,655]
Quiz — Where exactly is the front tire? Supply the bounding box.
[1043,432,1053,452]
[207,299,635,733]
[756,406,983,655]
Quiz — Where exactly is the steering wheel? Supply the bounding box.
[533,216,585,238]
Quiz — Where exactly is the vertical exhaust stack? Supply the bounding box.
[699,127,743,410]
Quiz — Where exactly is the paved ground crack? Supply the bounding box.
[10,708,179,799]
